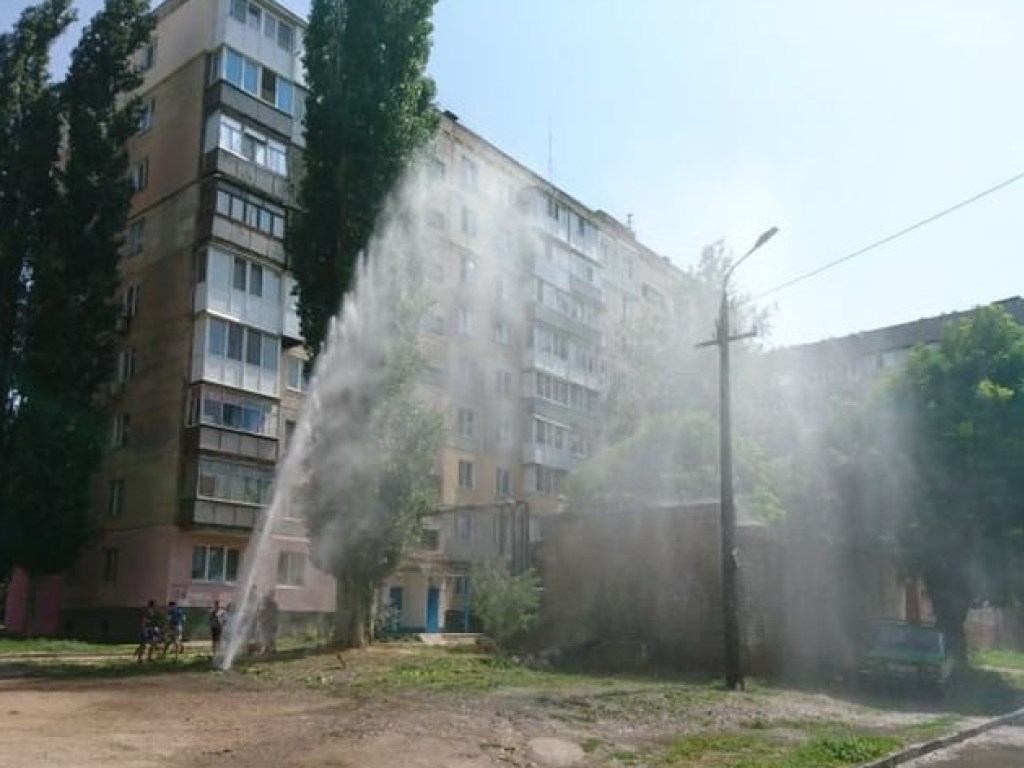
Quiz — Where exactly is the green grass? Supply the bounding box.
[0,638,134,656]
[348,651,589,694]
[975,648,1024,671]
[642,716,958,767]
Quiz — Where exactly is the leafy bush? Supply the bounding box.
[470,559,540,650]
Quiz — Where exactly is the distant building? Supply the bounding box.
[3,0,682,639]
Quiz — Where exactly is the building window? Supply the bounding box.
[111,413,130,448]
[420,528,440,551]
[495,467,510,499]
[459,253,476,282]
[138,99,155,133]
[428,157,445,180]
[189,384,277,436]
[455,511,472,541]
[130,158,149,193]
[286,357,309,392]
[107,479,124,518]
[535,467,565,495]
[246,0,262,29]
[497,418,512,446]
[215,183,286,238]
[219,46,295,115]
[454,574,469,596]
[276,551,306,587]
[123,283,140,319]
[126,218,146,256]
[495,369,512,396]
[229,1,294,52]
[457,408,476,438]
[457,459,474,489]
[191,545,240,583]
[207,318,279,375]
[217,115,288,176]
[460,206,477,236]
[197,458,274,505]
[117,346,137,383]
[426,209,446,230]
[459,156,478,189]
[138,38,156,71]
[102,548,119,583]
[494,322,512,346]
[283,419,296,449]
[457,307,473,336]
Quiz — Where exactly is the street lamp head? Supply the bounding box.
[752,226,779,252]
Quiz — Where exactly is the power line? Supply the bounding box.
[754,168,1024,300]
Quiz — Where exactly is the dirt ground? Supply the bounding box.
[0,646,974,768]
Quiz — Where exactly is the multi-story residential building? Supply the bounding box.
[4,0,683,639]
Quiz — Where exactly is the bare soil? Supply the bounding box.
[0,646,971,768]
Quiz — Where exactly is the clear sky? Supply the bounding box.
[6,0,1024,345]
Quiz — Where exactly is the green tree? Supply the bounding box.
[300,221,445,647]
[898,305,1024,666]
[470,559,541,652]
[288,0,438,357]
[0,0,76,581]
[3,0,152,609]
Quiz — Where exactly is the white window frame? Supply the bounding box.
[191,545,240,583]
[277,550,306,587]
[457,459,474,489]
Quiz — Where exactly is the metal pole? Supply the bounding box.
[719,290,743,691]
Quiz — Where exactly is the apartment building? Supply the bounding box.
[8,0,683,639]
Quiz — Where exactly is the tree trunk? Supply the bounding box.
[929,581,970,669]
[333,571,373,649]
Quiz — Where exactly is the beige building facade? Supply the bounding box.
[57,0,682,639]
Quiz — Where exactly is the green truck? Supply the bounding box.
[858,619,953,696]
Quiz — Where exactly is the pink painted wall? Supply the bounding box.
[4,568,65,636]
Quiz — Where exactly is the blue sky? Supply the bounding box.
[7,0,1024,344]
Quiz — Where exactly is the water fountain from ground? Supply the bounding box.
[218,167,439,669]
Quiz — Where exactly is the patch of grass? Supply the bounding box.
[347,650,586,695]
[0,638,133,656]
[975,648,1024,671]
[2,655,213,679]
[581,737,603,753]
[646,722,925,767]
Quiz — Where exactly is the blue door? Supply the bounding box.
[426,587,440,632]
[389,587,403,632]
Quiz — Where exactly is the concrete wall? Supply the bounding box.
[537,505,902,675]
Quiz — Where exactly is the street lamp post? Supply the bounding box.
[708,226,778,692]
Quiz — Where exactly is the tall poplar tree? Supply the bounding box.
[4,0,153,599]
[288,0,439,356]
[0,0,75,580]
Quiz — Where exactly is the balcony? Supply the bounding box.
[202,149,291,203]
[184,424,278,464]
[521,442,582,473]
[528,301,603,344]
[522,349,605,392]
[181,498,260,530]
[207,215,286,266]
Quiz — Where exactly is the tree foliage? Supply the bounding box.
[0,0,152,581]
[299,193,445,648]
[0,0,75,577]
[470,559,541,651]
[289,0,439,357]
[896,305,1024,665]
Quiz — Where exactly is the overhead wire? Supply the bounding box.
[753,168,1024,300]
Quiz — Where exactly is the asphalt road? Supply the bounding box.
[904,724,1024,767]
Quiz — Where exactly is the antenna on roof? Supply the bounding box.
[627,213,635,232]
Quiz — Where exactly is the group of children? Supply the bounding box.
[135,592,279,662]
[134,599,187,662]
